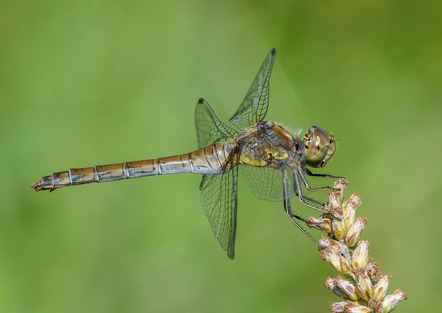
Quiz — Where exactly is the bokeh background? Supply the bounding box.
[1,1,440,312]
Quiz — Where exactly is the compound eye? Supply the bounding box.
[304,126,336,168]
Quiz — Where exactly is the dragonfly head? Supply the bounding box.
[304,126,336,168]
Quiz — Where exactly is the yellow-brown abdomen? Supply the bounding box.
[31,143,234,191]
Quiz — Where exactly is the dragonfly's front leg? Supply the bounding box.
[304,169,345,191]
[306,168,343,179]
[298,169,335,192]
[282,169,319,246]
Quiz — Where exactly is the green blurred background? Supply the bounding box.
[1,1,440,312]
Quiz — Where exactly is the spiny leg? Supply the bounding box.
[294,192,326,206]
[306,169,344,179]
[295,171,342,220]
[298,169,335,192]
[293,171,331,215]
[282,170,319,246]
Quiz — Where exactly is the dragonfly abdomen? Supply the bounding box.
[31,143,233,191]
[31,161,161,191]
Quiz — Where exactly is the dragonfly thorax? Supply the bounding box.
[235,121,298,168]
[303,126,336,168]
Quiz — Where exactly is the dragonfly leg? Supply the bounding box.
[294,188,326,206]
[282,169,320,246]
[297,170,343,219]
[293,171,331,215]
[306,169,344,179]
[298,169,335,192]
[301,195,325,207]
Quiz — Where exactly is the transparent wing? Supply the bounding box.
[200,159,239,259]
[229,48,276,130]
[195,98,237,148]
[241,165,295,201]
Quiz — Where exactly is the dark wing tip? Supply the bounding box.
[271,48,276,56]
[198,98,205,104]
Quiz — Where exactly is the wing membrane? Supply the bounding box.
[200,159,239,259]
[229,48,276,129]
[241,165,295,201]
[195,98,237,148]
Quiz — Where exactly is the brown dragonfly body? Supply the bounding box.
[31,143,233,191]
[31,121,296,191]
[31,49,340,259]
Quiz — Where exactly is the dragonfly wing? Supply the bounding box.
[199,162,239,259]
[195,98,237,149]
[241,165,295,201]
[229,48,276,130]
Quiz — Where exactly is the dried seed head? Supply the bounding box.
[344,302,372,313]
[325,277,348,299]
[321,247,352,275]
[352,268,374,301]
[351,240,370,269]
[319,237,347,253]
[345,217,367,247]
[382,289,408,312]
[306,216,332,233]
[326,277,359,301]
[334,276,359,301]
[330,301,346,313]
[368,298,383,312]
[334,178,349,199]
[342,193,361,228]
[366,262,381,279]
[332,217,346,240]
[319,237,334,249]
[347,193,362,208]
[317,180,406,311]
[329,205,344,220]
[373,275,391,301]
[329,188,343,212]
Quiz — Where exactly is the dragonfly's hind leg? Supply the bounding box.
[282,171,319,246]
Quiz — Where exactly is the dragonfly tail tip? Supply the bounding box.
[30,181,42,191]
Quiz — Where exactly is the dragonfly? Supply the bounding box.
[31,49,340,259]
